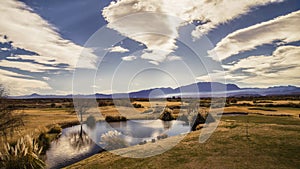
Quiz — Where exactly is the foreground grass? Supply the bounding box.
[66,115,300,169]
[20,108,78,133]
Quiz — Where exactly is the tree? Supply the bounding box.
[0,84,23,140]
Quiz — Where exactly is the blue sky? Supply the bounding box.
[0,0,299,95]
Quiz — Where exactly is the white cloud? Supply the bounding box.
[103,1,180,64]
[102,0,283,64]
[121,55,137,61]
[210,10,300,60]
[189,0,285,38]
[0,69,51,95]
[225,45,300,87]
[42,77,50,81]
[0,60,59,73]
[0,0,96,70]
[148,60,159,65]
[0,0,99,95]
[196,70,244,83]
[167,55,182,61]
[107,46,129,53]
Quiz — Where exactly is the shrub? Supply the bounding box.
[48,124,62,134]
[191,113,206,131]
[86,115,96,129]
[37,133,51,154]
[50,103,56,108]
[132,103,143,108]
[159,108,175,121]
[98,100,114,107]
[0,135,45,169]
[105,115,127,122]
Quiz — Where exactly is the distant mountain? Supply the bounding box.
[9,82,300,99]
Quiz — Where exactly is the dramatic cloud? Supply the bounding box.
[0,0,96,70]
[196,70,243,83]
[0,0,98,95]
[102,0,284,64]
[0,69,51,95]
[107,46,129,53]
[210,10,300,60]
[122,55,137,61]
[0,60,59,73]
[189,0,285,38]
[224,45,300,87]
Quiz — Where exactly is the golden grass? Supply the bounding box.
[13,108,78,138]
[238,100,300,105]
[223,106,300,117]
[2,100,299,169]
[65,114,300,169]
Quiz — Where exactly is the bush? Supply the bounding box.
[37,133,51,154]
[105,115,127,122]
[191,113,206,131]
[133,103,143,108]
[86,115,96,129]
[50,103,56,108]
[98,100,114,107]
[48,124,62,134]
[0,135,45,169]
[159,108,175,121]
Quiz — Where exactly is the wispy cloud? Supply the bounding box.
[210,10,300,60]
[0,0,96,70]
[0,59,59,73]
[0,69,51,95]
[107,46,129,53]
[102,0,283,64]
[224,45,300,87]
[121,55,137,61]
[0,0,98,95]
[167,55,182,61]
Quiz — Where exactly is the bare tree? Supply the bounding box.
[0,84,23,140]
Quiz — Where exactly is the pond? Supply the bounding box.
[45,120,191,169]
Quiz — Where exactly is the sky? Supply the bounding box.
[0,0,299,95]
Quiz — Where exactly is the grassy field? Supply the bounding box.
[65,114,300,169]
[2,98,299,168]
[15,108,78,136]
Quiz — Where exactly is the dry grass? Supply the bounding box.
[223,106,300,117]
[12,108,78,138]
[238,100,300,105]
[65,114,300,169]
[3,99,299,169]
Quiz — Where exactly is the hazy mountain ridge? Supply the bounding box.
[10,82,300,99]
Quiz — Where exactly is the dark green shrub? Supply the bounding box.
[37,133,51,154]
[159,109,175,121]
[133,103,143,108]
[191,113,206,131]
[48,125,62,134]
[105,115,127,122]
[86,115,96,129]
[50,103,56,108]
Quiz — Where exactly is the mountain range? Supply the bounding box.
[11,82,300,99]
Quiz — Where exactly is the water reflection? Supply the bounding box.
[68,131,92,151]
[46,120,190,168]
